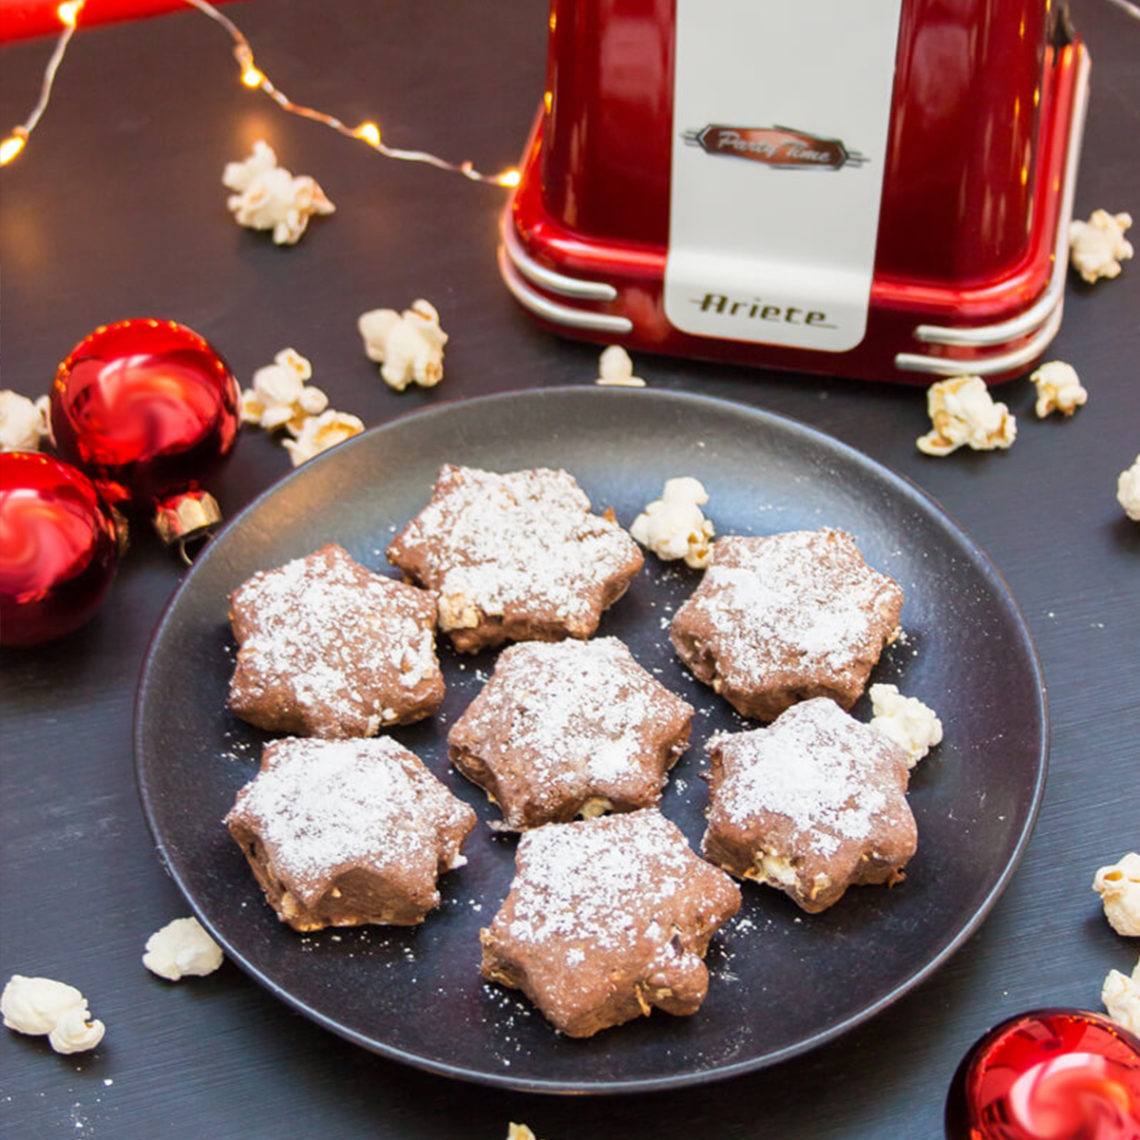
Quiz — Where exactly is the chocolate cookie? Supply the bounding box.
[387,465,643,653]
[702,698,916,913]
[226,736,476,931]
[227,543,443,738]
[480,810,741,1037]
[670,529,903,721]
[448,637,693,829]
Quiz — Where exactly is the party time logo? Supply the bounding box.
[683,124,867,170]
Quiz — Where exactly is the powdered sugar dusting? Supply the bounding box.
[227,736,471,903]
[711,700,902,857]
[500,811,703,949]
[228,544,441,735]
[676,529,901,681]
[388,466,641,630]
[481,812,739,1034]
[449,638,692,825]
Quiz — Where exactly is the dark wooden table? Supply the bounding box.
[2,2,1137,1136]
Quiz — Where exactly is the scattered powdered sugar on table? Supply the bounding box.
[221,730,257,763]
[481,984,538,1066]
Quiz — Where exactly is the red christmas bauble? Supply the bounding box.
[0,451,121,647]
[50,318,240,515]
[946,1008,1140,1139]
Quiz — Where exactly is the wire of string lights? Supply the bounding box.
[0,0,521,187]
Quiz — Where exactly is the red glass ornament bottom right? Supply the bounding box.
[946,1008,1140,1140]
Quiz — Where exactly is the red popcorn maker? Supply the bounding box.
[498,0,1090,384]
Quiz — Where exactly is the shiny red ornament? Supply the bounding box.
[946,1008,1140,1140]
[50,318,240,540]
[0,451,121,647]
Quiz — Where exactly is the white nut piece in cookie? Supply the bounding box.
[868,683,943,768]
[143,917,225,980]
[241,348,329,433]
[1102,955,1140,1035]
[1118,456,1140,523]
[595,345,646,388]
[357,300,448,391]
[0,391,52,452]
[437,592,481,631]
[1,975,105,1054]
[1093,852,1140,936]
[917,376,1016,456]
[223,140,335,246]
[630,477,714,569]
[282,409,365,467]
[1030,360,1087,419]
[1069,209,1133,284]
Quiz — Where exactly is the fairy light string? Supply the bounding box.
[0,0,84,164]
[1,0,522,187]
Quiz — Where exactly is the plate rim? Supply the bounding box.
[134,385,1049,1095]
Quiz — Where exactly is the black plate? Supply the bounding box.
[135,387,1047,1094]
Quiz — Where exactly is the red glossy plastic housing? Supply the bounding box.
[502,0,1089,384]
[0,0,244,44]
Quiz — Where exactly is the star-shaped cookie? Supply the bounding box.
[670,529,903,721]
[448,637,693,828]
[480,810,741,1036]
[387,465,643,653]
[226,736,476,931]
[227,543,443,737]
[702,698,916,913]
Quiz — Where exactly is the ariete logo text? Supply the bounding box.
[691,293,838,328]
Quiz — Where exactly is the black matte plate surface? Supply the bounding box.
[135,388,1047,1094]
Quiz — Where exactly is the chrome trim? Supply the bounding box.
[500,214,618,301]
[911,46,1090,349]
[497,247,634,334]
[895,304,1063,377]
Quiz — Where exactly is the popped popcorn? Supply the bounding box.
[237,347,365,466]
[0,391,51,452]
[240,348,329,433]
[629,476,715,569]
[357,300,448,391]
[595,345,646,388]
[143,917,225,981]
[1,974,105,1054]
[507,1127,539,1140]
[1093,852,1140,937]
[1029,360,1087,418]
[281,408,365,467]
[223,140,335,245]
[916,375,1017,456]
[868,683,943,767]
[1069,209,1133,284]
[1102,955,1140,1036]
[1118,455,1140,523]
